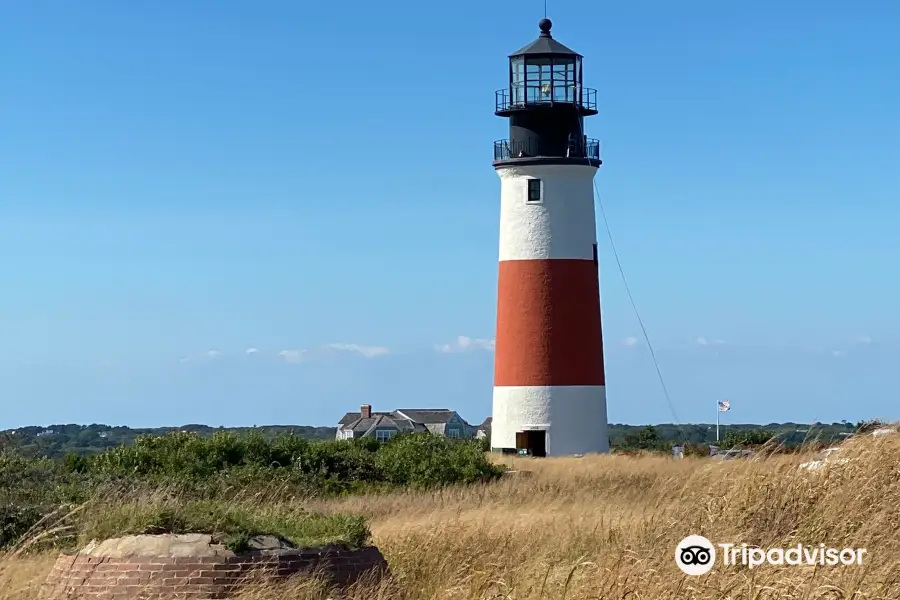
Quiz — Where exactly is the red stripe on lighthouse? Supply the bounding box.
[494,259,605,387]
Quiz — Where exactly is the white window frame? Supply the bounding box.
[446,427,461,438]
[375,429,396,443]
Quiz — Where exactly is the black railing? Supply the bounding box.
[493,137,601,161]
[495,86,597,112]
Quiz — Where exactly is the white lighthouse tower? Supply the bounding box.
[490,18,609,457]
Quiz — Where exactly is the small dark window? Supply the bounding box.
[527,179,542,202]
[592,243,598,265]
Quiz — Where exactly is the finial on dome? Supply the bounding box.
[538,18,552,37]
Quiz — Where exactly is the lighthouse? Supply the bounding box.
[490,18,609,457]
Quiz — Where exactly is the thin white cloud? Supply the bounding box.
[328,343,390,358]
[278,349,307,364]
[695,337,725,346]
[245,347,259,355]
[856,335,873,345]
[206,349,222,359]
[831,350,846,358]
[622,336,638,346]
[435,335,495,353]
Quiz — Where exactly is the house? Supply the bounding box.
[336,404,476,442]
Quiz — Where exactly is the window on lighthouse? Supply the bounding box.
[511,58,526,105]
[526,58,552,104]
[527,179,542,203]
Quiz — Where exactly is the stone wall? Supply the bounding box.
[39,545,387,600]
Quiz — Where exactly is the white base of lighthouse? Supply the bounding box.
[490,163,610,457]
[491,386,610,456]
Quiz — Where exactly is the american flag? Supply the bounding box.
[718,400,731,412]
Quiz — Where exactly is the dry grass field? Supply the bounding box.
[3,433,900,600]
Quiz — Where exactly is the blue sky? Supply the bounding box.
[1,1,898,429]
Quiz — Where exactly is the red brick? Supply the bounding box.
[39,546,389,600]
[123,570,152,579]
[172,556,219,565]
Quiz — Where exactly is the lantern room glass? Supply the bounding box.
[510,56,581,106]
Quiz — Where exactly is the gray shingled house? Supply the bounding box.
[336,404,476,442]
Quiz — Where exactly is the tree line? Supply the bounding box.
[610,419,885,453]
[0,419,883,459]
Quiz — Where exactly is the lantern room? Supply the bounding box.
[493,19,600,166]
[495,18,597,115]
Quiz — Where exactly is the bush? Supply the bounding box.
[72,430,503,492]
[723,429,775,448]
[0,451,88,548]
[0,503,45,549]
[0,430,505,551]
[375,433,505,488]
[855,419,888,434]
[613,426,671,453]
[83,430,312,479]
[682,442,710,457]
[79,498,370,550]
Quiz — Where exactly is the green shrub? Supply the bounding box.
[374,433,505,488]
[0,430,505,551]
[723,428,775,448]
[79,498,370,550]
[0,450,88,548]
[72,430,503,492]
[82,430,278,478]
[294,439,379,485]
[682,442,710,457]
[0,503,45,549]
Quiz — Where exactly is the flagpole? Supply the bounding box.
[716,401,720,442]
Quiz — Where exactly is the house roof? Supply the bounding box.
[478,417,492,430]
[344,415,385,433]
[345,415,395,435]
[342,413,428,436]
[338,411,391,425]
[338,408,465,432]
[394,409,459,424]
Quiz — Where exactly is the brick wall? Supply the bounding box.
[39,546,388,600]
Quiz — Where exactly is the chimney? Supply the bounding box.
[360,404,372,419]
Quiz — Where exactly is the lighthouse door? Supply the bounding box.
[515,430,547,458]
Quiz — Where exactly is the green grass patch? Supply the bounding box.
[78,498,370,551]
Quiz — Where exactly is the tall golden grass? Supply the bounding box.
[3,433,900,600]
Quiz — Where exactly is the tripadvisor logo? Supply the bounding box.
[676,535,716,575]
[675,536,867,575]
